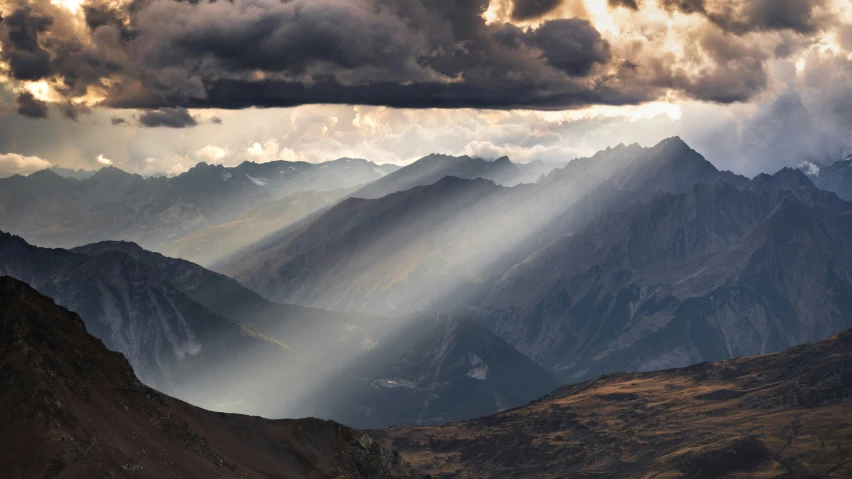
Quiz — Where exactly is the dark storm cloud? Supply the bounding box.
[0,7,54,81]
[137,108,198,128]
[57,102,90,121]
[669,27,769,103]
[511,0,563,21]
[0,0,837,117]
[608,0,640,10]
[15,92,48,118]
[659,0,827,35]
[530,19,611,76]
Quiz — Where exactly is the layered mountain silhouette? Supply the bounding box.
[352,153,553,199]
[0,231,291,413]
[159,187,353,266]
[377,326,852,478]
[225,137,852,388]
[0,158,395,253]
[0,276,418,479]
[49,166,99,179]
[226,138,746,318]
[0,234,558,427]
[4,134,852,477]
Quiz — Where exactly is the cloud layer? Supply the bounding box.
[0,0,850,179]
[2,0,847,114]
[0,152,50,176]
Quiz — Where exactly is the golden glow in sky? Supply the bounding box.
[50,0,85,14]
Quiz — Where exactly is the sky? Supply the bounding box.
[0,0,851,177]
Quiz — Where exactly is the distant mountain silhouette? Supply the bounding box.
[0,158,395,253]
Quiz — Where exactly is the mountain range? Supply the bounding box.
[4,134,852,476]
[220,138,852,385]
[224,138,745,317]
[0,232,557,427]
[4,274,849,478]
[0,158,397,254]
[0,276,418,479]
[477,168,852,381]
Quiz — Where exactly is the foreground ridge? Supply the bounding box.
[376,327,852,478]
[0,276,418,478]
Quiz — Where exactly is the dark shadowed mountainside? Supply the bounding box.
[0,276,419,479]
[376,327,852,478]
[8,237,558,428]
[227,138,749,318]
[0,231,291,414]
[477,168,852,382]
[294,314,560,429]
[352,153,553,200]
[226,174,632,316]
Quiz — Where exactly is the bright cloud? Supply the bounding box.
[196,146,227,163]
[0,153,51,178]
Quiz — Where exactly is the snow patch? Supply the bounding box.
[373,167,388,177]
[361,336,379,350]
[376,378,418,389]
[245,174,267,186]
[466,353,488,380]
[220,171,232,181]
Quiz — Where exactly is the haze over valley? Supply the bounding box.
[3,0,852,476]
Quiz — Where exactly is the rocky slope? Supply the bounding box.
[477,168,852,381]
[0,276,419,479]
[0,232,291,414]
[376,327,852,478]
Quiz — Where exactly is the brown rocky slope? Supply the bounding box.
[0,276,418,479]
[376,326,852,478]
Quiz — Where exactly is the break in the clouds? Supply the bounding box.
[1,0,847,112]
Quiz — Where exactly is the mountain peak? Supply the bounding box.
[753,167,818,193]
[72,240,146,257]
[772,167,815,186]
[89,165,135,181]
[26,168,64,181]
[654,136,692,152]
